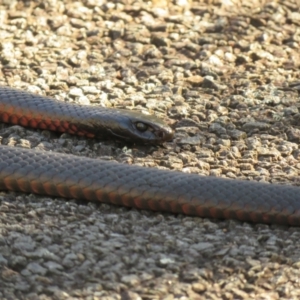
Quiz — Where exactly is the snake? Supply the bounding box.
[0,86,300,226]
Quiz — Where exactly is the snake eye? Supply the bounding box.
[135,122,148,132]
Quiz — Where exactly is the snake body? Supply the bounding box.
[0,86,173,144]
[0,86,300,226]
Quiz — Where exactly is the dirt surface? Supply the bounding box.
[1,0,300,299]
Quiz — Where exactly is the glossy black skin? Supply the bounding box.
[0,86,300,226]
[0,86,174,144]
[0,145,300,226]
[87,108,174,144]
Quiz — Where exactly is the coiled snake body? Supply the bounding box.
[0,86,300,226]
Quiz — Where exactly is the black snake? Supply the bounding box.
[0,86,299,226]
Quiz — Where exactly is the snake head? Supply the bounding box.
[92,109,174,144]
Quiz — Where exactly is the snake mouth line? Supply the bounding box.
[107,129,131,141]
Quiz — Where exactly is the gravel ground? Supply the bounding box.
[1,0,300,299]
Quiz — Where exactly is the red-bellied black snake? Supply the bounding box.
[0,86,300,226]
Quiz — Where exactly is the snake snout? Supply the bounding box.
[157,127,174,142]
